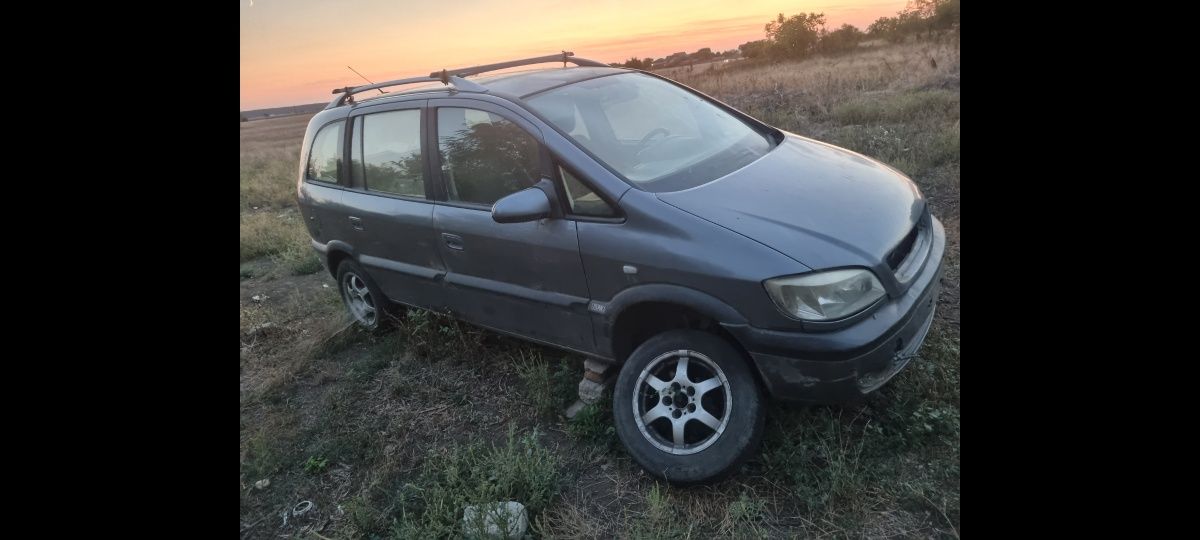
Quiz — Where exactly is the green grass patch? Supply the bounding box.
[830,89,959,125]
[303,455,330,474]
[862,330,961,451]
[345,345,395,383]
[826,121,959,178]
[759,408,876,514]
[629,482,697,539]
[240,154,300,211]
[300,391,388,469]
[398,308,493,360]
[240,211,312,263]
[722,491,767,536]
[240,412,301,479]
[566,395,617,450]
[756,329,960,522]
[513,351,581,418]
[391,427,562,538]
[269,240,324,275]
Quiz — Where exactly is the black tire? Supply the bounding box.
[612,329,764,485]
[335,259,402,332]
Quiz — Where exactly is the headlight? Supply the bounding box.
[764,269,886,321]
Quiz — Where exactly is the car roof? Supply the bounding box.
[477,66,627,97]
[347,66,629,108]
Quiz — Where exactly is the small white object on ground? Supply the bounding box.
[293,500,313,516]
[462,501,528,539]
[564,399,586,419]
[254,478,270,489]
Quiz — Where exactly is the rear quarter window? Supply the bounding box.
[307,122,343,183]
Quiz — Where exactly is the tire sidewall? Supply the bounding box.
[613,329,764,485]
[335,259,389,331]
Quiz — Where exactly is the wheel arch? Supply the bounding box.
[320,240,356,279]
[604,284,752,365]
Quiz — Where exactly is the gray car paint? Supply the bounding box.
[490,185,553,223]
[656,133,924,275]
[298,67,944,401]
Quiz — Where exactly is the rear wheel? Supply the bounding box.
[335,260,400,331]
[613,329,764,484]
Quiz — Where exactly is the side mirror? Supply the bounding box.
[492,186,552,224]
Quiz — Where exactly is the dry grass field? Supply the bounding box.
[240,39,959,539]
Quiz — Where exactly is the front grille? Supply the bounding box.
[886,224,920,271]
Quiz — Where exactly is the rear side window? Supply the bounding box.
[307,122,343,183]
[437,108,540,206]
[353,110,426,198]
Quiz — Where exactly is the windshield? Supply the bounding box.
[525,73,773,192]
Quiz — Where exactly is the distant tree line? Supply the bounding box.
[739,0,959,61]
[868,0,960,41]
[608,47,740,71]
[608,0,958,71]
[614,57,655,70]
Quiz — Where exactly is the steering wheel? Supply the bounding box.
[637,128,670,149]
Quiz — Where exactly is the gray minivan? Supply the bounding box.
[298,53,944,484]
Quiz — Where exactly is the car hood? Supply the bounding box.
[656,133,925,270]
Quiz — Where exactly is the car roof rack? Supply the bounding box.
[430,51,607,78]
[327,75,484,109]
[327,51,607,109]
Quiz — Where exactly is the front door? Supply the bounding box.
[428,99,595,352]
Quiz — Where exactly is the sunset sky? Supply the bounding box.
[240,0,907,111]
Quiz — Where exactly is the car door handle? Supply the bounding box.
[349,216,364,231]
[442,233,464,251]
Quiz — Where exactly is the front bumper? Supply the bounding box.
[725,216,946,403]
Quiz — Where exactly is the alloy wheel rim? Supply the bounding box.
[632,349,731,455]
[341,273,377,326]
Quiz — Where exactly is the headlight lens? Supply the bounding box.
[764,269,886,321]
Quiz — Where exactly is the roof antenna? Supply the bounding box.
[347,66,386,94]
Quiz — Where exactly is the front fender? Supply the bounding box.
[603,283,748,326]
[592,283,749,359]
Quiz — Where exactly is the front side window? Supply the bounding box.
[306,121,343,183]
[353,110,425,198]
[437,108,540,206]
[560,166,615,217]
[526,73,773,192]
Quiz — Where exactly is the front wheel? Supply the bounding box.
[612,329,764,484]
